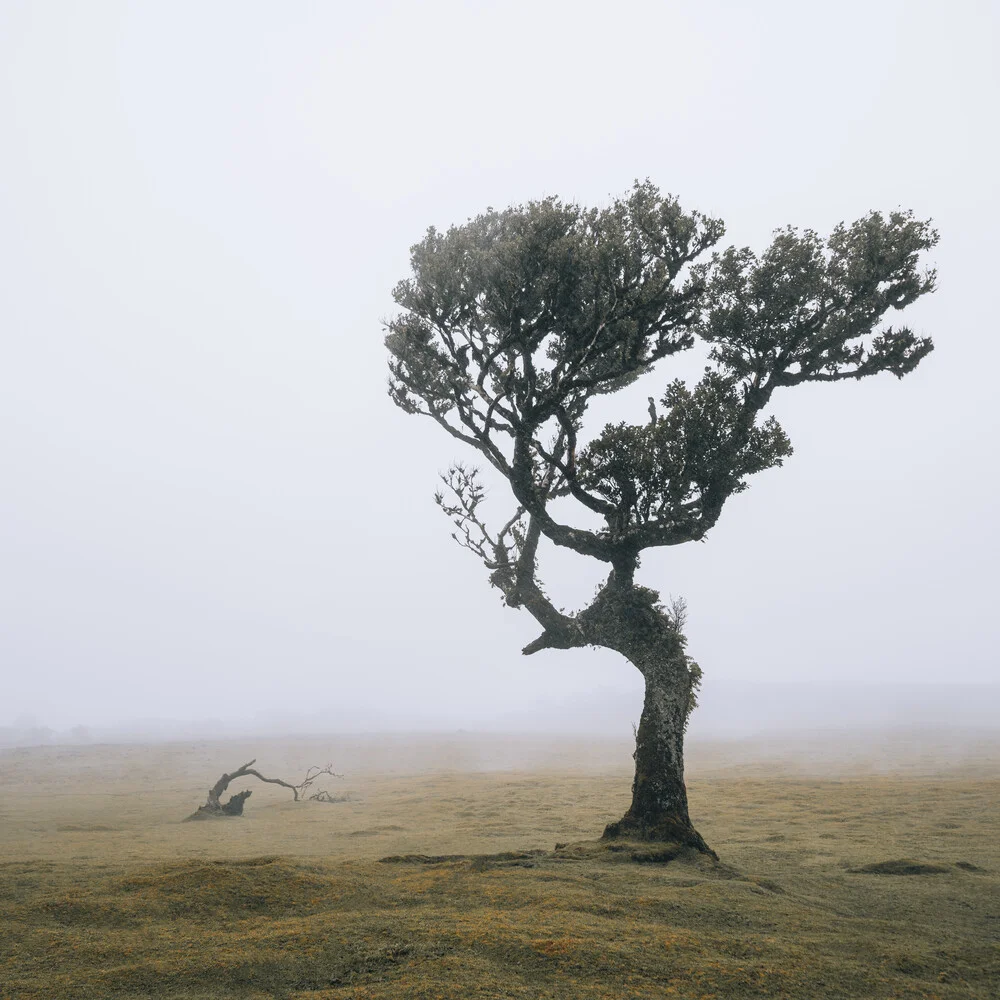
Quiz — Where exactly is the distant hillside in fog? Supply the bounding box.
[476,680,1000,739]
[2,681,998,748]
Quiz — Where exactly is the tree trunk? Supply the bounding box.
[576,581,716,858]
[602,645,715,858]
[518,567,715,857]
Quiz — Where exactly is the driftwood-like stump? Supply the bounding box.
[184,759,342,821]
[220,789,253,815]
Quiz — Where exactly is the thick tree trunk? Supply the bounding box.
[602,646,715,858]
[519,565,715,857]
[569,579,715,857]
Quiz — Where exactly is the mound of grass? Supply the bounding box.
[54,824,118,833]
[379,850,547,870]
[852,859,951,875]
[116,856,338,917]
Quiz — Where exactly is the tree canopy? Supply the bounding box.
[386,182,936,645]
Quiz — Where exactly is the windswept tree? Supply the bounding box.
[385,183,936,855]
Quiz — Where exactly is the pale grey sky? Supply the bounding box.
[1,0,997,733]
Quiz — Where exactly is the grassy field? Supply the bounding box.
[1,731,998,998]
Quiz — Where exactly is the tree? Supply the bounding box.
[185,761,342,820]
[385,182,936,856]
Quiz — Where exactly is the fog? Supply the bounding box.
[1,1,997,740]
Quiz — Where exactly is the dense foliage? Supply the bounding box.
[386,182,936,597]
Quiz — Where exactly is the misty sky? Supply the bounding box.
[1,0,997,733]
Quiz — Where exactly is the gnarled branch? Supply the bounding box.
[184,759,343,821]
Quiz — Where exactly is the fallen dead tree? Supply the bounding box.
[184,760,342,820]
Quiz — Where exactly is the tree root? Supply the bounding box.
[602,814,717,860]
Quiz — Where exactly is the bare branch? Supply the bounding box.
[295,763,344,798]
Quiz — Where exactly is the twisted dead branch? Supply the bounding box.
[184,760,344,821]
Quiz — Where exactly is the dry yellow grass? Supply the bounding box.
[1,731,998,998]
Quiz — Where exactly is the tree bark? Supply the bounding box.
[602,645,715,858]
[543,577,716,857]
